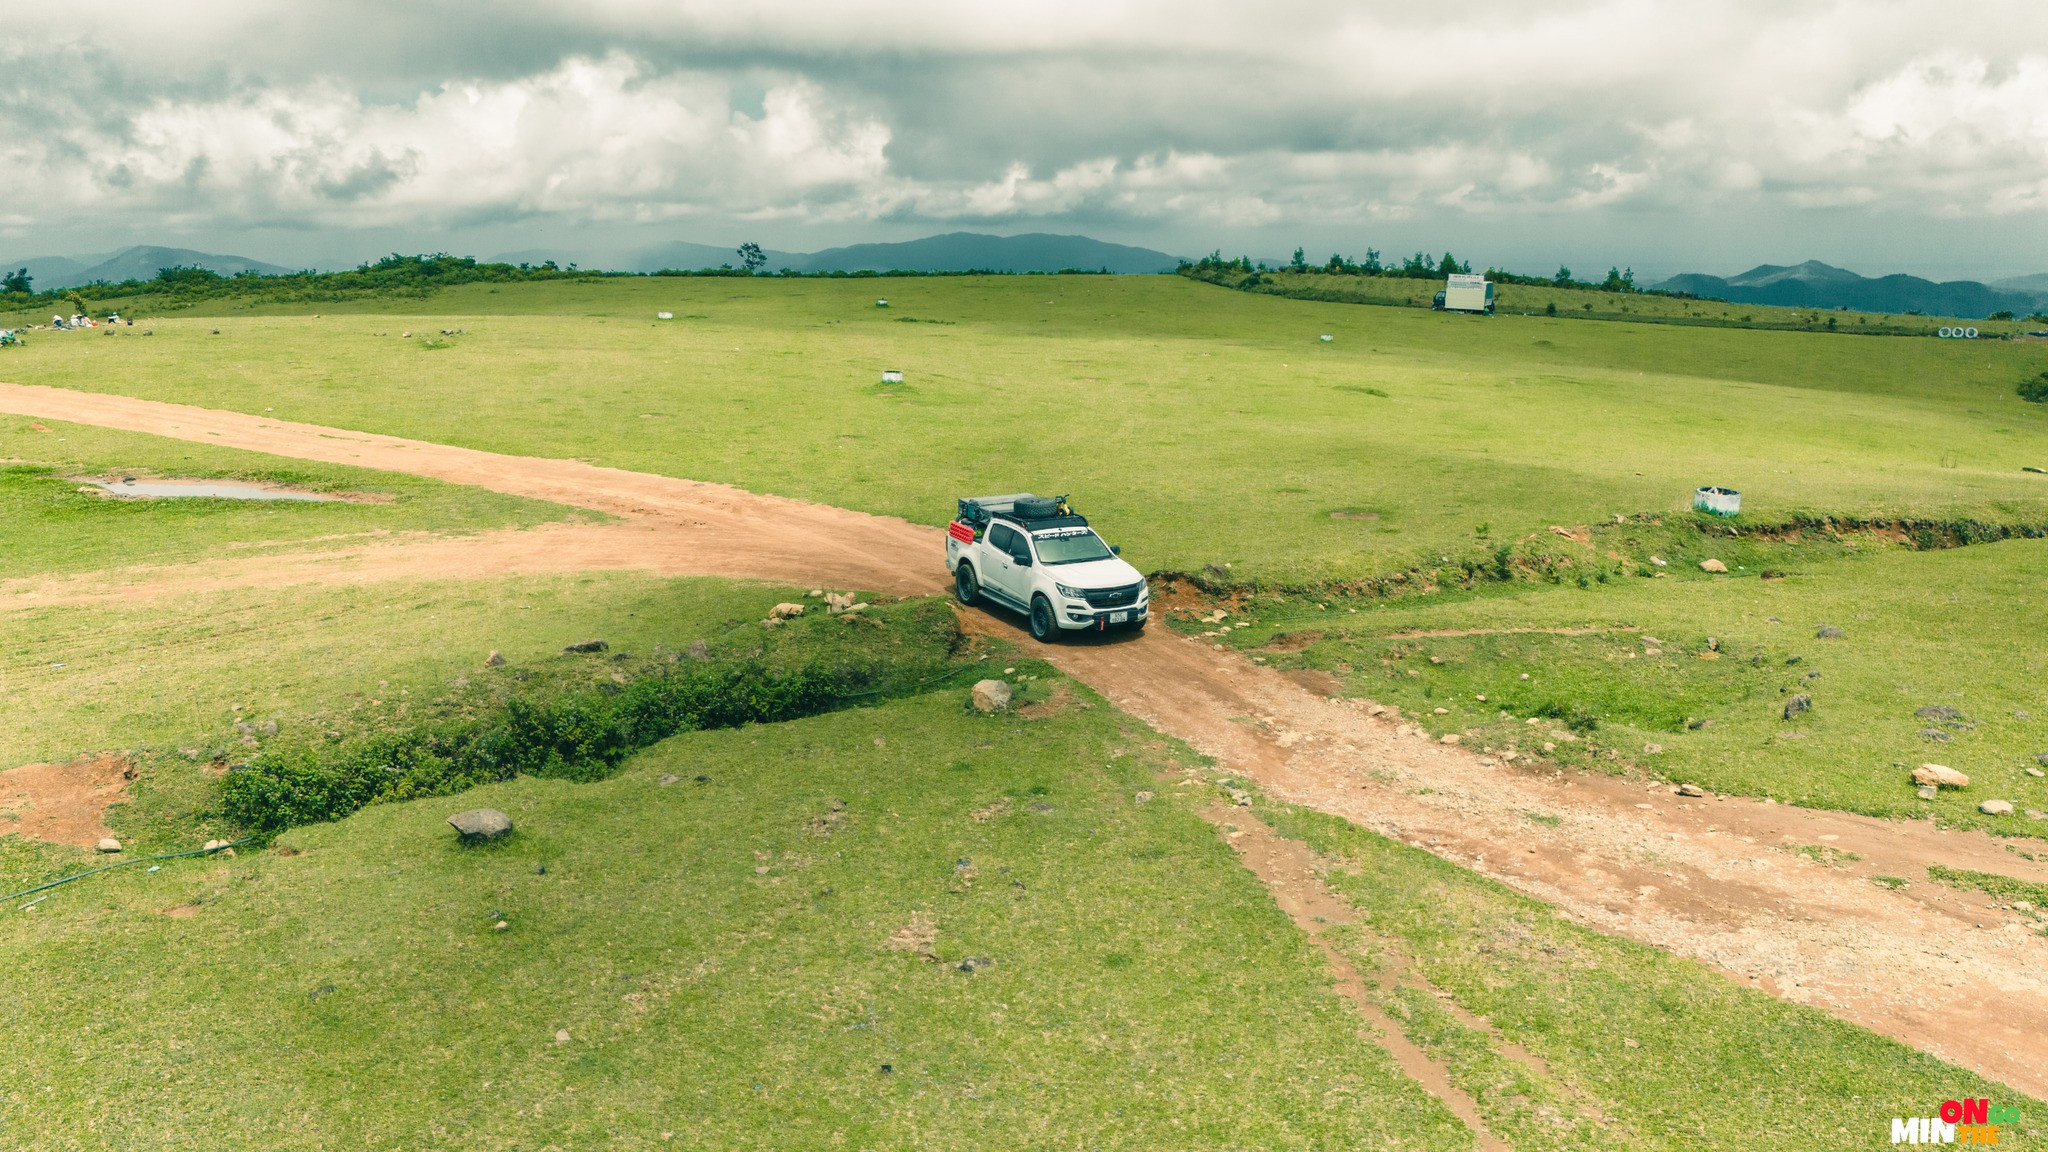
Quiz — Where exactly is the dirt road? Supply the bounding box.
[5,381,2046,1096]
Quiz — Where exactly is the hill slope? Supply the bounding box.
[5,246,294,291]
[1656,260,2044,318]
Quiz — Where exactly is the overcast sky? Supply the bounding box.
[7,0,2048,279]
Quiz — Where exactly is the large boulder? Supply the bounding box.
[1698,558,1728,573]
[448,808,514,841]
[1911,764,1970,789]
[970,680,1013,713]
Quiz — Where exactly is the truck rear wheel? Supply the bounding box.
[1028,595,1058,643]
[954,563,979,606]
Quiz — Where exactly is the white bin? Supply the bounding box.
[1694,486,1741,516]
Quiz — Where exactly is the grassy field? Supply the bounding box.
[1207,266,2048,336]
[2,684,1474,1152]
[0,572,832,897]
[1204,536,2048,835]
[3,277,2045,1142]
[0,416,579,580]
[4,673,2026,1149]
[4,276,2046,585]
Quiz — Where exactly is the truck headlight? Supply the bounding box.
[1055,582,1088,600]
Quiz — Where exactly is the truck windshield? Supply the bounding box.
[1031,529,1114,565]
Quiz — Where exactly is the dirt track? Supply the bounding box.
[5,381,2047,1097]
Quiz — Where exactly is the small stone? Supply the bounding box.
[259,720,278,736]
[486,650,506,667]
[1677,783,1707,797]
[1815,625,1846,639]
[2027,767,2045,778]
[1782,694,1812,720]
[562,639,608,654]
[807,589,823,598]
[1979,800,2015,816]
[1914,705,1962,722]
[1440,733,1462,745]
[956,956,994,973]
[448,808,514,840]
[1922,728,1951,743]
[1134,791,1154,804]
[768,602,806,620]
[2027,809,2047,820]
[971,679,1013,713]
[96,838,122,853]
[1644,743,1663,754]
[1917,785,1939,800]
[494,920,509,931]
[659,774,680,786]
[554,1030,571,1045]
[1911,763,1970,789]
[1699,558,1728,573]
[1433,707,1449,715]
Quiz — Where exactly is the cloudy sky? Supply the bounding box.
[7,0,2048,279]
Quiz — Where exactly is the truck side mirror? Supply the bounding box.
[1111,545,1121,555]
[1013,550,1032,567]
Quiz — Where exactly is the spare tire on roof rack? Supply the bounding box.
[1013,496,1058,519]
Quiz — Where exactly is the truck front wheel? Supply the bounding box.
[954,563,979,606]
[1028,595,1058,643]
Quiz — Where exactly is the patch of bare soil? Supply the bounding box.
[11,381,2048,1095]
[1261,629,1324,651]
[0,753,134,847]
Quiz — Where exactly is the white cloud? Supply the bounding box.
[3,1,2048,268]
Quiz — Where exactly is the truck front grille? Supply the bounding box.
[1082,582,1144,609]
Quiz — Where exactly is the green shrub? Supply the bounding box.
[2019,372,2048,404]
[222,601,968,834]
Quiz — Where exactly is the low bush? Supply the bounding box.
[2019,372,2048,404]
[222,600,968,833]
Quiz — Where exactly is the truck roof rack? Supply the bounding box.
[958,493,1089,530]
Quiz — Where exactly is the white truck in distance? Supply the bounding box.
[946,494,1150,642]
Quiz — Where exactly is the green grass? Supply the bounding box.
[1928,863,2048,909]
[1212,267,2043,337]
[0,686,1471,1151]
[5,276,2046,584]
[1263,803,2046,1147]
[0,416,581,579]
[1221,538,2048,833]
[0,572,843,897]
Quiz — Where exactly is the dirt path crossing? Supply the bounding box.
[5,381,2046,1097]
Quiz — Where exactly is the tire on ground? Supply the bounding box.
[1029,595,1058,642]
[955,564,979,606]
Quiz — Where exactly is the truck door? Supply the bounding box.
[984,524,1034,606]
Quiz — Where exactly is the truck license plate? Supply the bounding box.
[1109,611,1129,623]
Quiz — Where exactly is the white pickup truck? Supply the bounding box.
[946,493,1150,642]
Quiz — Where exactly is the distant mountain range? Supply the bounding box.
[497,232,1183,275]
[0,245,292,291]
[1654,261,2048,319]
